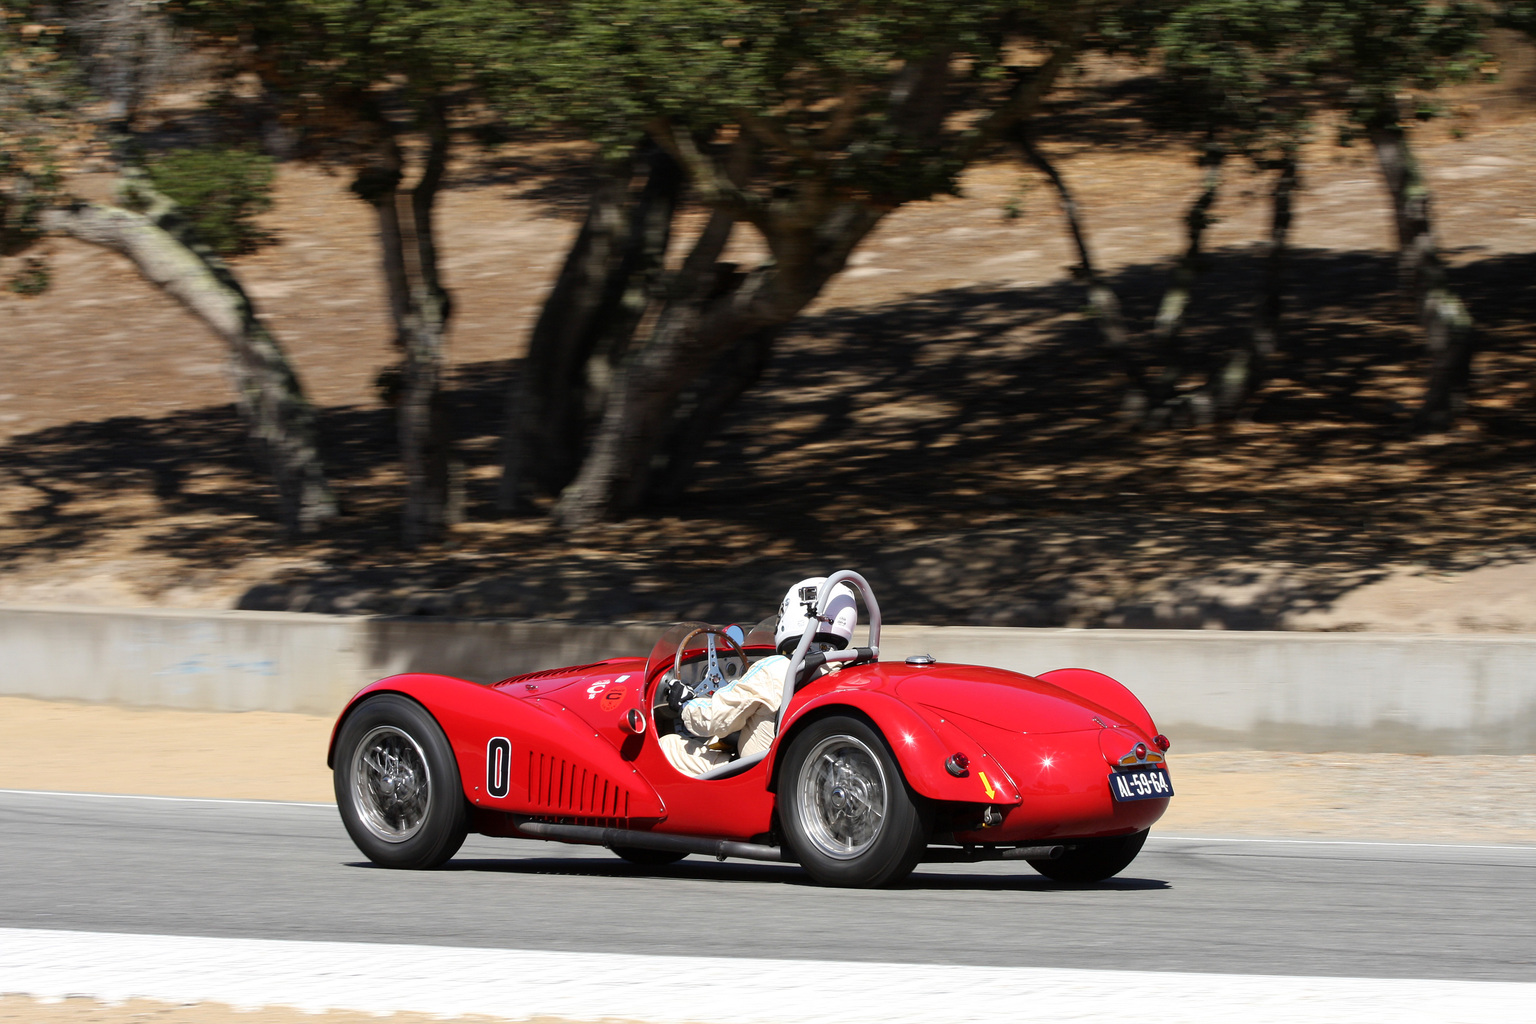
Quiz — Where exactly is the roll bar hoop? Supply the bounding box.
[777,570,881,728]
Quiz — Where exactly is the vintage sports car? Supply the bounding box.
[329,570,1173,888]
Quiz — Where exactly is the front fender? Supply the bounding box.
[778,690,1021,806]
[330,674,665,823]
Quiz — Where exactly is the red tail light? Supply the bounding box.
[945,752,970,777]
[1154,734,1171,752]
[1135,743,1147,760]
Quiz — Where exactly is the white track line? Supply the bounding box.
[1,928,1530,1024]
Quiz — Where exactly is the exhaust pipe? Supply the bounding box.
[514,819,786,863]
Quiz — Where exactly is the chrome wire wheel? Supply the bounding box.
[351,725,432,844]
[795,734,889,860]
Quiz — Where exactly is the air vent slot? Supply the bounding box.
[526,750,630,818]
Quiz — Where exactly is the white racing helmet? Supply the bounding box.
[775,577,858,655]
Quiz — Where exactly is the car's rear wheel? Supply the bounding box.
[334,694,467,869]
[779,716,929,887]
[611,846,689,866]
[1028,829,1149,883]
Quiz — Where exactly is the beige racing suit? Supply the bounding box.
[660,654,789,776]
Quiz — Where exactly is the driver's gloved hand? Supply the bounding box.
[662,678,695,715]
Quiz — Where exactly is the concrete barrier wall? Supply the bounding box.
[0,605,659,717]
[2,605,1533,754]
[879,626,1536,754]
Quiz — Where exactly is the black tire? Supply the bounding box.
[611,846,689,866]
[334,693,468,869]
[779,715,930,887]
[1028,829,1149,883]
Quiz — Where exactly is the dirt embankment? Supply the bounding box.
[2,73,1536,631]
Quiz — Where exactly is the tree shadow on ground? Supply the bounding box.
[1030,70,1206,158]
[2,246,1534,627]
[448,134,601,218]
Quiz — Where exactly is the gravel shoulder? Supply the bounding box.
[3,696,1531,845]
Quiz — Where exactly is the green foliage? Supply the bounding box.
[1107,0,1487,160]
[145,145,276,256]
[176,0,1038,209]
[1002,177,1033,221]
[494,0,1030,207]
[7,253,50,294]
[174,0,545,144]
[1494,1,1536,36]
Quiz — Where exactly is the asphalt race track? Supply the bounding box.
[1,789,1533,986]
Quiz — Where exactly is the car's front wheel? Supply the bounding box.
[334,693,467,869]
[1027,829,1148,883]
[779,715,929,887]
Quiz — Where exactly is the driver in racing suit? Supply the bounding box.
[659,578,857,777]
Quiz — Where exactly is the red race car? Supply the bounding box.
[328,570,1173,887]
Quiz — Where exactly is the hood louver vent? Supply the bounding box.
[494,663,608,688]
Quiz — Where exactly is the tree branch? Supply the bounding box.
[41,197,336,533]
[1015,126,1146,394]
[646,118,767,224]
[967,26,1085,161]
[817,80,867,152]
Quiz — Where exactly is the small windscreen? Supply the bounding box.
[643,617,779,688]
[645,621,713,683]
[743,615,777,649]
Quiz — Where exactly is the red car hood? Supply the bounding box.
[897,665,1128,736]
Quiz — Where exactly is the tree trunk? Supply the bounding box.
[353,112,456,547]
[584,144,685,418]
[40,193,337,536]
[1369,113,1474,429]
[1021,133,1234,426]
[1145,148,1225,417]
[1210,154,1297,418]
[550,39,1059,528]
[501,166,627,506]
[642,290,776,506]
[553,201,883,527]
[1014,127,1146,401]
[497,143,681,512]
[551,209,735,528]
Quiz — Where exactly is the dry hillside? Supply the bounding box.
[3,68,1535,630]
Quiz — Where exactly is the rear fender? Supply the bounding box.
[329,674,665,822]
[1035,668,1157,738]
[775,690,1021,806]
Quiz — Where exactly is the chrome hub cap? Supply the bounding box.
[352,726,432,843]
[797,735,888,859]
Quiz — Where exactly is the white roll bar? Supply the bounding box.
[777,570,881,728]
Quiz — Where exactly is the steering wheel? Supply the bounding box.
[672,626,750,702]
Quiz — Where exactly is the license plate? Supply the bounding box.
[1108,767,1174,802]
